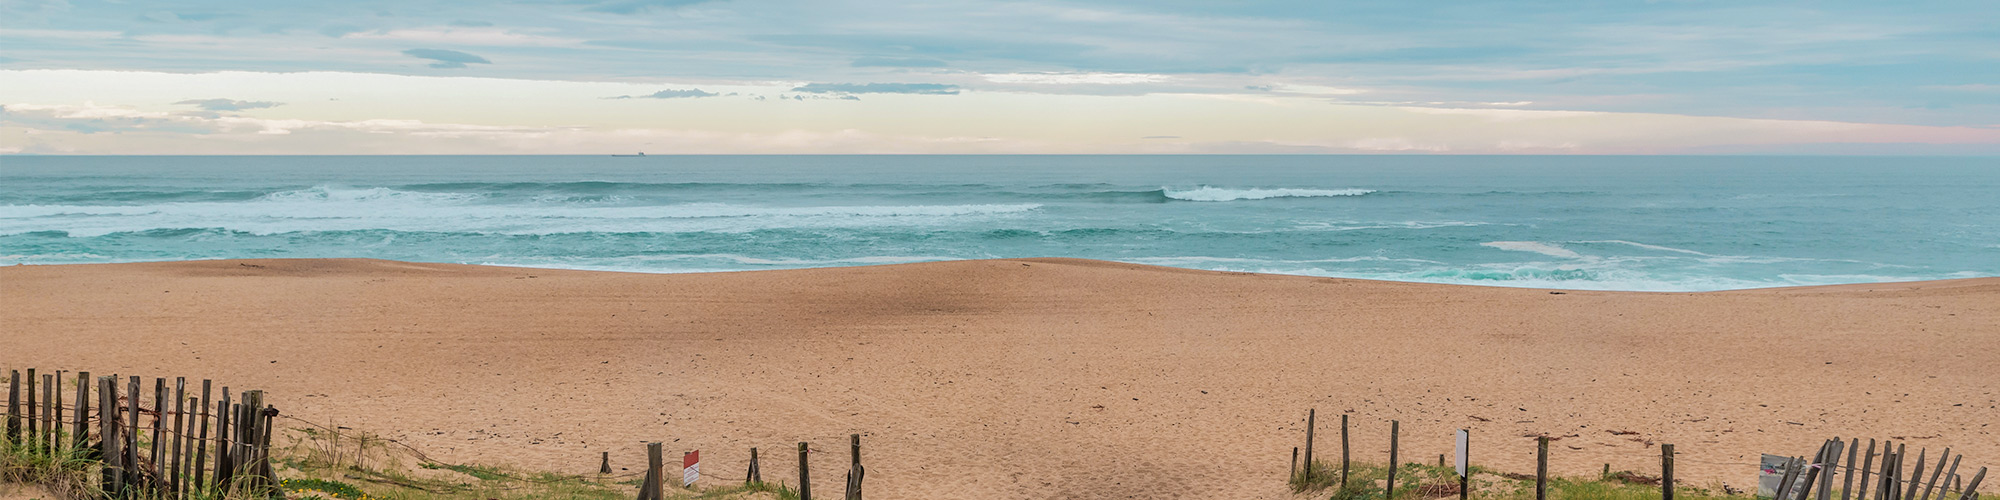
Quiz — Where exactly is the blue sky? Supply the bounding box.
[2,0,1997,153]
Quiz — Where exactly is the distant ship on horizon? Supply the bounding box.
[612,152,646,157]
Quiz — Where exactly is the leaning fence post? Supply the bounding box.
[1862,440,1879,500]
[1960,467,1986,500]
[747,447,761,484]
[1662,443,1675,500]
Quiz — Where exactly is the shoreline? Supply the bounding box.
[4,258,1995,499]
[9,257,1991,293]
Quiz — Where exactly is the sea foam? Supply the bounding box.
[1160,186,1375,202]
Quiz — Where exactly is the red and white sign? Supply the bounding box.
[683,450,700,487]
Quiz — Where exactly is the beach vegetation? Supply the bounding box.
[1291,459,1759,500]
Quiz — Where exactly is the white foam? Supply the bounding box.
[1162,186,1374,202]
[1480,241,1582,259]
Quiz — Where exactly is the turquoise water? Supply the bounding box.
[3,155,1996,291]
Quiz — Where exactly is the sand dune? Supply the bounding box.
[3,258,1995,499]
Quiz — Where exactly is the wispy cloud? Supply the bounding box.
[791,83,960,95]
[402,48,492,69]
[173,98,283,111]
[606,88,720,99]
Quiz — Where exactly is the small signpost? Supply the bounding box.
[683,450,700,488]
[1455,429,1470,500]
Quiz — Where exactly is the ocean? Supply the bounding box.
[2,155,1995,291]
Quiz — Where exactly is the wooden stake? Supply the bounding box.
[799,442,813,500]
[101,376,122,497]
[1910,449,1930,500]
[747,447,760,484]
[1387,420,1400,499]
[1662,443,1676,500]
[1780,457,1804,500]
[1960,467,1986,500]
[125,376,139,493]
[25,369,36,441]
[639,442,663,500]
[193,380,210,493]
[1921,450,1950,500]
[1340,414,1350,489]
[5,369,18,443]
[171,378,186,497]
[1289,447,1297,482]
[1303,409,1315,484]
[71,372,90,450]
[1847,438,1862,500]
[1823,439,1846,500]
[1537,436,1549,500]
[41,374,54,453]
[1862,440,1879,500]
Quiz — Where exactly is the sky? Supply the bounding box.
[2,0,1997,154]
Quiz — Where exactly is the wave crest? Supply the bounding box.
[1160,186,1374,202]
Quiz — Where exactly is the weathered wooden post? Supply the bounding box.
[193,380,211,493]
[1290,447,1298,482]
[1302,409,1315,484]
[1387,420,1400,498]
[747,447,761,484]
[25,369,37,443]
[1537,436,1549,500]
[1340,414,1350,488]
[100,376,122,498]
[5,369,18,444]
[1911,450,1931,500]
[1847,438,1862,500]
[600,451,611,475]
[171,378,187,497]
[798,442,813,500]
[847,433,863,500]
[125,376,140,494]
[1959,467,1986,500]
[41,373,55,453]
[638,442,663,500]
[1799,443,1828,500]
[212,390,232,491]
[1862,440,1879,500]
[1662,443,1675,500]
[71,372,90,450]
[1822,439,1846,500]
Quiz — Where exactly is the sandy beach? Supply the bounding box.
[2,258,1994,499]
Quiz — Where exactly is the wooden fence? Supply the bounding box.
[4,367,279,499]
[629,433,867,500]
[1289,409,1987,500]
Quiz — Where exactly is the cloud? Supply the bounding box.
[174,98,283,111]
[606,88,719,99]
[983,73,1168,85]
[401,49,492,69]
[790,83,960,95]
[851,57,948,68]
[581,0,712,15]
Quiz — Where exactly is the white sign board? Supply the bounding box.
[683,450,700,487]
[1455,429,1469,476]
